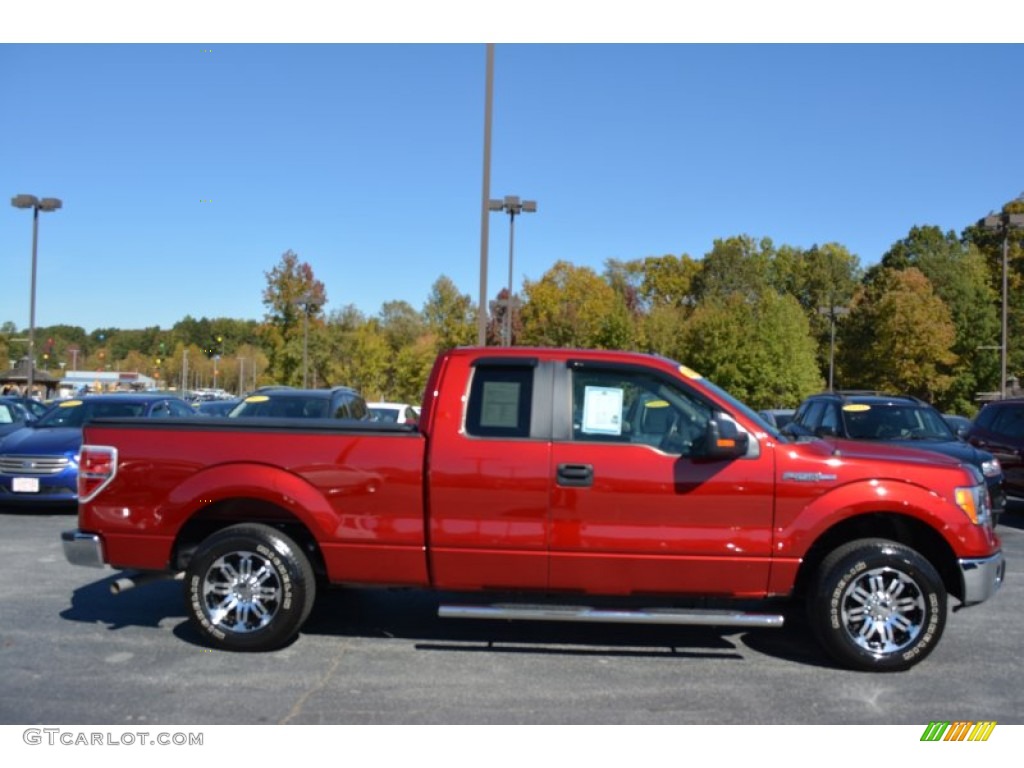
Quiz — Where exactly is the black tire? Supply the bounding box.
[808,538,946,672]
[185,523,316,652]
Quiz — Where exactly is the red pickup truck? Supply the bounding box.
[62,347,1004,671]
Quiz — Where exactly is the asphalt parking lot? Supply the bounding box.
[0,507,1022,725]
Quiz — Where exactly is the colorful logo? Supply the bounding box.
[921,721,996,741]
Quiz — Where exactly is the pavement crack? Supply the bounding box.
[279,645,345,724]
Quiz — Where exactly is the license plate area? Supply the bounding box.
[12,477,40,493]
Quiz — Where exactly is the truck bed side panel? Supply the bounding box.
[80,421,429,585]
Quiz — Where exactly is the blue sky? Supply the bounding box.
[2,8,1022,333]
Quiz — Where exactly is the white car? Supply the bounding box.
[367,402,418,425]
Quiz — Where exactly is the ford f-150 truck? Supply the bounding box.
[61,347,1005,672]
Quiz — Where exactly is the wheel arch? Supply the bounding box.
[171,498,327,579]
[792,512,963,603]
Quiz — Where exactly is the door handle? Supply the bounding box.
[557,463,593,487]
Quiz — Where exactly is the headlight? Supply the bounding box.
[955,484,992,527]
[981,457,1002,478]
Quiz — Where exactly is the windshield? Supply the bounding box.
[230,395,331,419]
[369,407,400,422]
[843,404,956,441]
[36,400,148,428]
[666,360,780,437]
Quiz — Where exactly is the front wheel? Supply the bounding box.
[809,539,946,672]
[185,523,316,652]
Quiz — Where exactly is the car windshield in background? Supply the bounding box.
[231,394,331,419]
[842,403,956,441]
[35,400,147,428]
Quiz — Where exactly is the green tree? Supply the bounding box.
[519,261,632,349]
[261,250,328,385]
[678,292,822,408]
[692,235,776,301]
[423,276,476,352]
[637,254,701,309]
[963,195,1024,394]
[379,301,425,352]
[836,267,957,401]
[880,226,999,411]
[788,243,862,383]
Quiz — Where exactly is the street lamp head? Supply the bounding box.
[522,200,537,214]
[488,199,505,212]
[11,194,62,212]
[11,194,39,209]
[979,212,1024,231]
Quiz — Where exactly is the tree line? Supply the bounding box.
[2,197,1022,414]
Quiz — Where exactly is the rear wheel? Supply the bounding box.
[809,539,946,672]
[185,523,316,651]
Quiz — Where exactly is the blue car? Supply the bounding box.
[0,397,39,439]
[0,393,195,509]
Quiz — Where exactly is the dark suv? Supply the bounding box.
[785,392,1006,521]
[964,399,1024,500]
[228,387,370,420]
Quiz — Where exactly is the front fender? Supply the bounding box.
[775,477,983,559]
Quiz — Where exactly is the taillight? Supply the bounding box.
[78,445,118,502]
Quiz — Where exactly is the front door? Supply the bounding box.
[548,363,775,597]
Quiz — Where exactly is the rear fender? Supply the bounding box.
[162,462,337,538]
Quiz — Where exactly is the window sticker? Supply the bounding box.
[581,385,624,435]
[480,381,520,428]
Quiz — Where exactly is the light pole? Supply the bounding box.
[295,294,316,388]
[11,194,62,398]
[477,44,495,347]
[978,208,1024,399]
[818,305,849,391]
[488,195,537,346]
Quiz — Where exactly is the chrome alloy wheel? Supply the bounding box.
[839,566,927,654]
[201,550,284,633]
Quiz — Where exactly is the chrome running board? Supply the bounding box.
[438,603,785,628]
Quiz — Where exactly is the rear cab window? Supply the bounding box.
[465,364,535,439]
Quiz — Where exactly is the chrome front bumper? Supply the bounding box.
[959,551,1005,606]
[61,529,106,569]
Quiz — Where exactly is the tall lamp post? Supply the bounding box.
[818,305,849,391]
[10,194,62,398]
[296,294,316,388]
[488,195,537,346]
[978,208,1024,399]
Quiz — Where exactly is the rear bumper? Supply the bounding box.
[959,551,1005,606]
[61,529,106,568]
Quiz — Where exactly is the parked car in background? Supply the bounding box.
[228,387,369,421]
[367,402,419,425]
[785,392,1006,522]
[942,414,973,438]
[195,398,243,417]
[2,395,50,421]
[0,393,196,508]
[965,399,1024,501]
[757,408,795,430]
[0,397,37,438]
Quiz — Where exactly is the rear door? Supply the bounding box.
[427,356,553,591]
